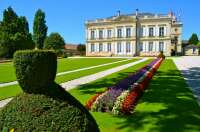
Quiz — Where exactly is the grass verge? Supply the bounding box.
[0,58,126,83]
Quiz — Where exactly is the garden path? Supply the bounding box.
[0,58,132,87]
[173,56,200,103]
[0,58,148,108]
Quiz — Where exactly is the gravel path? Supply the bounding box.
[0,58,148,108]
[0,58,132,87]
[61,58,148,90]
[173,56,200,103]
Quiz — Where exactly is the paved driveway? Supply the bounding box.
[173,56,200,103]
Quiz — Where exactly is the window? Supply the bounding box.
[126,42,131,53]
[140,42,143,51]
[91,30,95,40]
[149,42,153,51]
[91,44,95,52]
[159,42,164,52]
[107,30,112,38]
[117,28,122,38]
[159,27,164,37]
[107,43,111,52]
[99,43,103,52]
[126,28,131,38]
[99,30,103,39]
[140,27,144,37]
[117,42,122,53]
[149,27,154,37]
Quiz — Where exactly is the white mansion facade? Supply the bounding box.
[85,11,183,56]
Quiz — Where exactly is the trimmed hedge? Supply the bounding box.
[13,50,57,94]
[0,83,99,131]
[0,50,99,131]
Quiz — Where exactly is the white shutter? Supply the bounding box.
[164,27,167,36]
[122,28,124,38]
[156,26,159,37]
[95,30,98,39]
[153,27,156,36]
[146,42,149,52]
[146,27,149,37]
[163,42,166,52]
[87,30,90,40]
[143,27,146,37]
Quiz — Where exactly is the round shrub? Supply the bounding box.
[13,50,57,94]
[0,87,99,131]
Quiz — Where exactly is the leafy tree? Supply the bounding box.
[0,7,34,58]
[33,9,48,49]
[77,44,86,52]
[44,32,65,50]
[188,33,199,45]
[77,44,86,55]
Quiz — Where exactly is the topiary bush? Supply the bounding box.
[14,50,57,94]
[0,50,99,132]
[158,51,165,59]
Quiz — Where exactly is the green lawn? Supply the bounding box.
[0,58,126,83]
[69,59,200,132]
[0,58,139,100]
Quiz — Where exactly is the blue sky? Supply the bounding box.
[0,0,199,44]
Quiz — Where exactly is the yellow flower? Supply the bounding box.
[10,128,15,132]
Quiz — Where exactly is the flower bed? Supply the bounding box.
[85,58,163,114]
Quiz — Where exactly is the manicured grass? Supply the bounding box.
[0,58,126,83]
[69,59,200,132]
[55,58,138,83]
[0,59,139,100]
[0,62,15,83]
[57,58,125,72]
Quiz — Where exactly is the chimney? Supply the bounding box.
[168,11,173,17]
[136,9,139,17]
[117,10,121,17]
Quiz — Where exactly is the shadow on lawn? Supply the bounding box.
[115,68,200,132]
[76,72,134,95]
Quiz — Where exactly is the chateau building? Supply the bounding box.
[85,10,183,56]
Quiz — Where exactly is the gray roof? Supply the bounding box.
[185,45,199,48]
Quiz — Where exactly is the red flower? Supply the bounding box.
[121,85,143,114]
[120,59,164,114]
[85,92,103,110]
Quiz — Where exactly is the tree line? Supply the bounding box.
[188,33,199,45]
[0,7,65,58]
